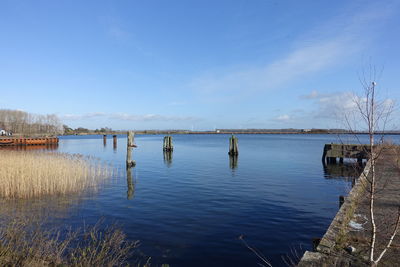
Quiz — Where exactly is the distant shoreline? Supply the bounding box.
[62,131,400,136]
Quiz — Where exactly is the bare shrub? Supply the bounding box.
[0,215,137,267]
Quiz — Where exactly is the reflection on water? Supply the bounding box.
[0,194,82,221]
[0,144,59,151]
[163,151,173,167]
[126,167,135,200]
[323,161,364,181]
[229,154,238,170]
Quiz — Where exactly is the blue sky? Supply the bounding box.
[1,0,399,130]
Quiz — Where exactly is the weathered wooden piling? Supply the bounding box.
[103,134,107,145]
[163,136,173,151]
[228,135,239,155]
[126,166,134,200]
[113,134,117,147]
[126,131,136,168]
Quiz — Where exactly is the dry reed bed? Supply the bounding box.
[0,151,113,198]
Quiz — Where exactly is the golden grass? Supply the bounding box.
[0,151,113,199]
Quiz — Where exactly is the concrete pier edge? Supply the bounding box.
[298,160,372,266]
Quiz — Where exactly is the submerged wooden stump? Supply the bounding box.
[228,135,239,155]
[163,136,173,152]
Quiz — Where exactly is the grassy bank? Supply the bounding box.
[0,151,113,198]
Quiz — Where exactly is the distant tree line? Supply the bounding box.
[0,109,63,135]
[63,125,114,135]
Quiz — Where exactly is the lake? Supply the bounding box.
[1,134,375,266]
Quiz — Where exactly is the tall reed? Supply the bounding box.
[0,151,113,198]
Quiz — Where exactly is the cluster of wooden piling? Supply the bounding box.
[228,135,239,155]
[103,133,242,172]
[163,136,173,152]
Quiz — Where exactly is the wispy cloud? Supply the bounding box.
[190,1,397,96]
[61,112,106,120]
[274,114,291,122]
[60,112,199,122]
[300,90,320,99]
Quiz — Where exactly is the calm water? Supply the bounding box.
[3,134,380,266]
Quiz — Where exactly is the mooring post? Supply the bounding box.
[163,136,173,151]
[126,166,134,200]
[228,135,239,155]
[126,131,136,168]
[339,157,344,164]
[339,195,345,208]
[103,135,107,146]
[113,134,117,147]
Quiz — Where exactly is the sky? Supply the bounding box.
[1,0,400,130]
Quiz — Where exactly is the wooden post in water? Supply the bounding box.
[103,135,107,146]
[228,135,239,155]
[126,166,135,200]
[113,135,117,148]
[126,131,136,168]
[163,136,173,152]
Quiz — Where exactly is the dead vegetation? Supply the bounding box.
[0,215,137,267]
